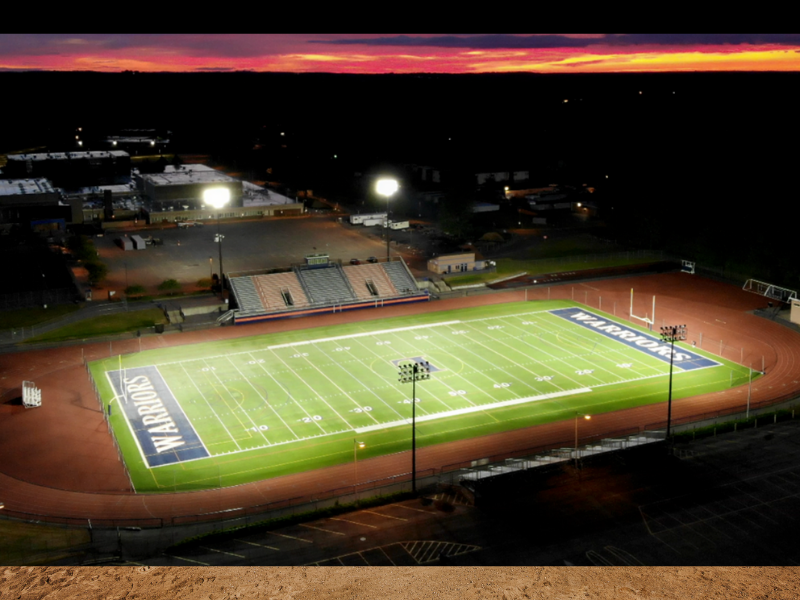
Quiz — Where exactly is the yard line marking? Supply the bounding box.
[163,554,209,565]
[421,325,539,406]
[299,523,346,536]
[179,363,242,451]
[539,310,677,377]
[330,517,378,529]
[529,313,658,380]
[200,546,245,558]
[156,321,463,367]
[354,388,590,433]
[363,510,407,521]
[236,539,280,551]
[388,328,485,410]
[265,531,313,543]
[301,342,381,425]
[318,339,410,422]
[208,359,271,445]
[247,353,302,440]
[467,319,606,389]
[227,355,300,442]
[349,335,440,415]
[267,349,333,434]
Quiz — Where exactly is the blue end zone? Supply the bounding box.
[107,366,210,467]
[549,308,721,371]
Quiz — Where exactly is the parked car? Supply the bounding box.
[350,258,361,265]
[367,256,378,263]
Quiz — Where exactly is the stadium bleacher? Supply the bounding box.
[228,258,427,324]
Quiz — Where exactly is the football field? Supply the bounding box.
[89,301,754,492]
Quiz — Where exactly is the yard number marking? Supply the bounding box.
[535,376,553,382]
[301,415,323,423]
[575,370,595,376]
[493,383,511,388]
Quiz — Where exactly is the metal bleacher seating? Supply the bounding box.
[228,276,267,316]
[342,264,398,300]
[382,261,419,295]
[298,265,358,305]
[252,272,310,309]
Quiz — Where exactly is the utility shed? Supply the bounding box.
[131,234,147,250]
[115,237,133,251]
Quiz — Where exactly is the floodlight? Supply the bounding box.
[204,187,230,209]
[376,178,398,198]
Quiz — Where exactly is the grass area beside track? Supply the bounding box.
[25,308,168,343]
[446,255,665,286]
[0,304,81,329]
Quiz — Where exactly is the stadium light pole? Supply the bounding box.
[660,324,687,438]
[353,440,365,500]
[376,178,398,262]
[203,187,231,295]
[398,359,430,495]
[575,413,591,469]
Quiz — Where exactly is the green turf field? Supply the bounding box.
[88,300,755,492]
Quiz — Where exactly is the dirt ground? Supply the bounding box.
[1,566,798,599]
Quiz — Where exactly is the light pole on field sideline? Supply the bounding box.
[353,439,365,500]
[660,324,687,438]
[398,359,430,495]
[575,413,591,469]
[376,178,398,262]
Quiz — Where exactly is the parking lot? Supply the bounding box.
[94,215,395,296]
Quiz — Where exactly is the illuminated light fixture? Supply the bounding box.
[376,178,398,261]
[398,360,430,495]
[575,413,591,468]
[150,141,155,146]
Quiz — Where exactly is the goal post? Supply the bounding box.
[22,381,42,408]
[743,279,797,303]
[630,288,655,330]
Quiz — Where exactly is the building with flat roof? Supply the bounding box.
[4,150,131,187]
[135,164,243,211]
[0,178,80,225]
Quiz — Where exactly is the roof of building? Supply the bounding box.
[140,164,236,187]
[7,150,129,161]
[0,178,57,196]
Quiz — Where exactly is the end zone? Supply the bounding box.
[549,308,721,371]
[106,366,210,468]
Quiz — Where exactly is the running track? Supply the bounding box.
[1,273,798,526]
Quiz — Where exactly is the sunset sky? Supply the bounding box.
[1,34,800,74]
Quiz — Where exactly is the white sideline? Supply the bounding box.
[267,321,462,350]
[354,387,592,434]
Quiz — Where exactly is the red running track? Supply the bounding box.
[0,273,798,526]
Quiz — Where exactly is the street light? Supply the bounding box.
[575,413,591,469]
[398,359,430,495]
[354,439,366,499]
[376,178,398,262]
[660,324,687,438]
[203,187,230,294]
